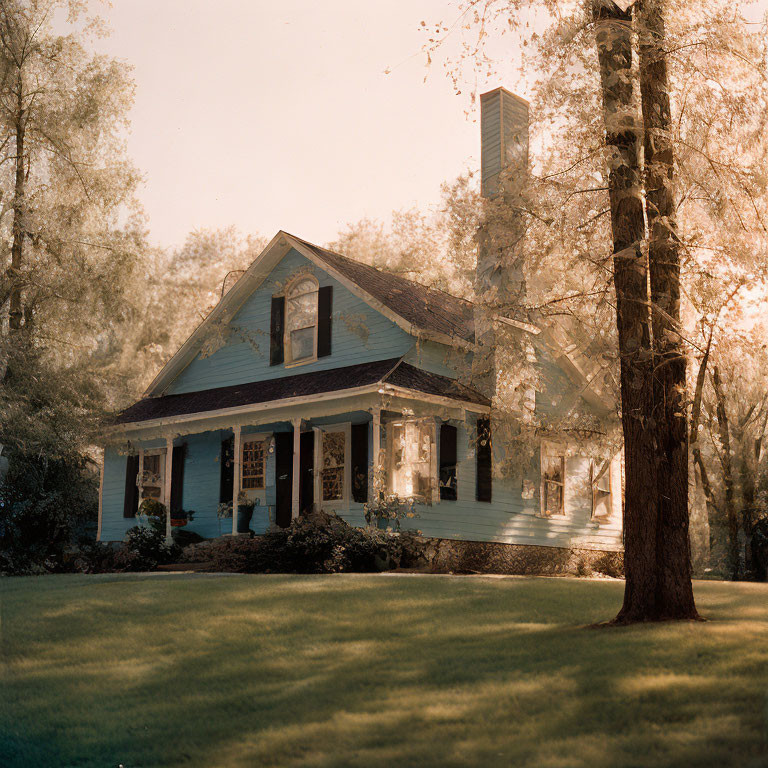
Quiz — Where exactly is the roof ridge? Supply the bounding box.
[286,232,474,308]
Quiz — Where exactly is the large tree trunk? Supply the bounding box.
[592,1,660,623]
[638,0,698,617]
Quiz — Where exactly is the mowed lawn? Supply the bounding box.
[2,574,767,768]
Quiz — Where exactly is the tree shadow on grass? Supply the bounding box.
[2,575,767,768]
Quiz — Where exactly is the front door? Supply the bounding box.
[274,432,293,528]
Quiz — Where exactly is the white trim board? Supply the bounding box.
[106,384,489,439]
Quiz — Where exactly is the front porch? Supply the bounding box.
[99,380,490,544]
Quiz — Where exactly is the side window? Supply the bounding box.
[591,459,612,521]
[285,277,319,363]
[541,453,566,516]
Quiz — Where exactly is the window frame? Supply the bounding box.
[386,417,436,504]
[138,448,166,507]
[540,445,566,517]
[284,274,320,367]
[241,437,267,491]
[317,423,351,509]
[591,458,613,522]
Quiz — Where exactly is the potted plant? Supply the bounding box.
[236,492,256,534]
[137,498,166,532]
[170,509,195,527]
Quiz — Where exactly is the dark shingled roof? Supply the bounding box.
[292,235,476,344]
[116,358,489,425]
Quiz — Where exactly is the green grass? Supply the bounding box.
[1,574,767,768]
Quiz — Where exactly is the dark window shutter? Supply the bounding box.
[476,418,492,502]
[169,444,186,515]
[351,422,369,503]
[317,286,332,358]
[219,436,234,504]
[123,454,140,518]
[439,424,458,501]
[270,296,285,365]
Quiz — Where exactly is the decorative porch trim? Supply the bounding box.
[107,384,490,438]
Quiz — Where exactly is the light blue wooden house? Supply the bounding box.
[98,88,623,555]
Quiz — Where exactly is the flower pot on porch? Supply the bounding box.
[170,518,187,527]
[237,506,254,534]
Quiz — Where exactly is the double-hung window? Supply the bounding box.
[285,276,319,363]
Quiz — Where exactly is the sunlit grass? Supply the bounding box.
[2,574,767,768]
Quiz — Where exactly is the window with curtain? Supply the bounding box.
[591,459,612,521]
[388,419,433,502]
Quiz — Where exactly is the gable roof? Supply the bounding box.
[117,358,489,427]
[291,236,475,344]
[144,231,476,397]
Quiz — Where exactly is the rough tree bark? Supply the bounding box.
[638,0,698,617]
[592,0,660,622]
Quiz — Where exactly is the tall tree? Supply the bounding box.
[0,0,145,449]
[425,0,765,614]
[591,0,689,621]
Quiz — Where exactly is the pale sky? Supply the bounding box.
[85,0,523,250]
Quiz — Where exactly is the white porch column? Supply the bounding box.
[371,406,381,502]
[97,452,105,542]
[137,448,145,508]
[232,425,242,535]
[313,427,322,513]
[291,417,301,520]
[164,437,174,543]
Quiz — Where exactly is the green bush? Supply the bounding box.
[116,526,179,571]
[200,512,421,574]
[752,517,768,582]
[0,451,97,575]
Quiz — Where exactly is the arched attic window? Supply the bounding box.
[285,275,319,363]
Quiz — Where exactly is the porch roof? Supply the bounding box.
[114,358,490,426]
